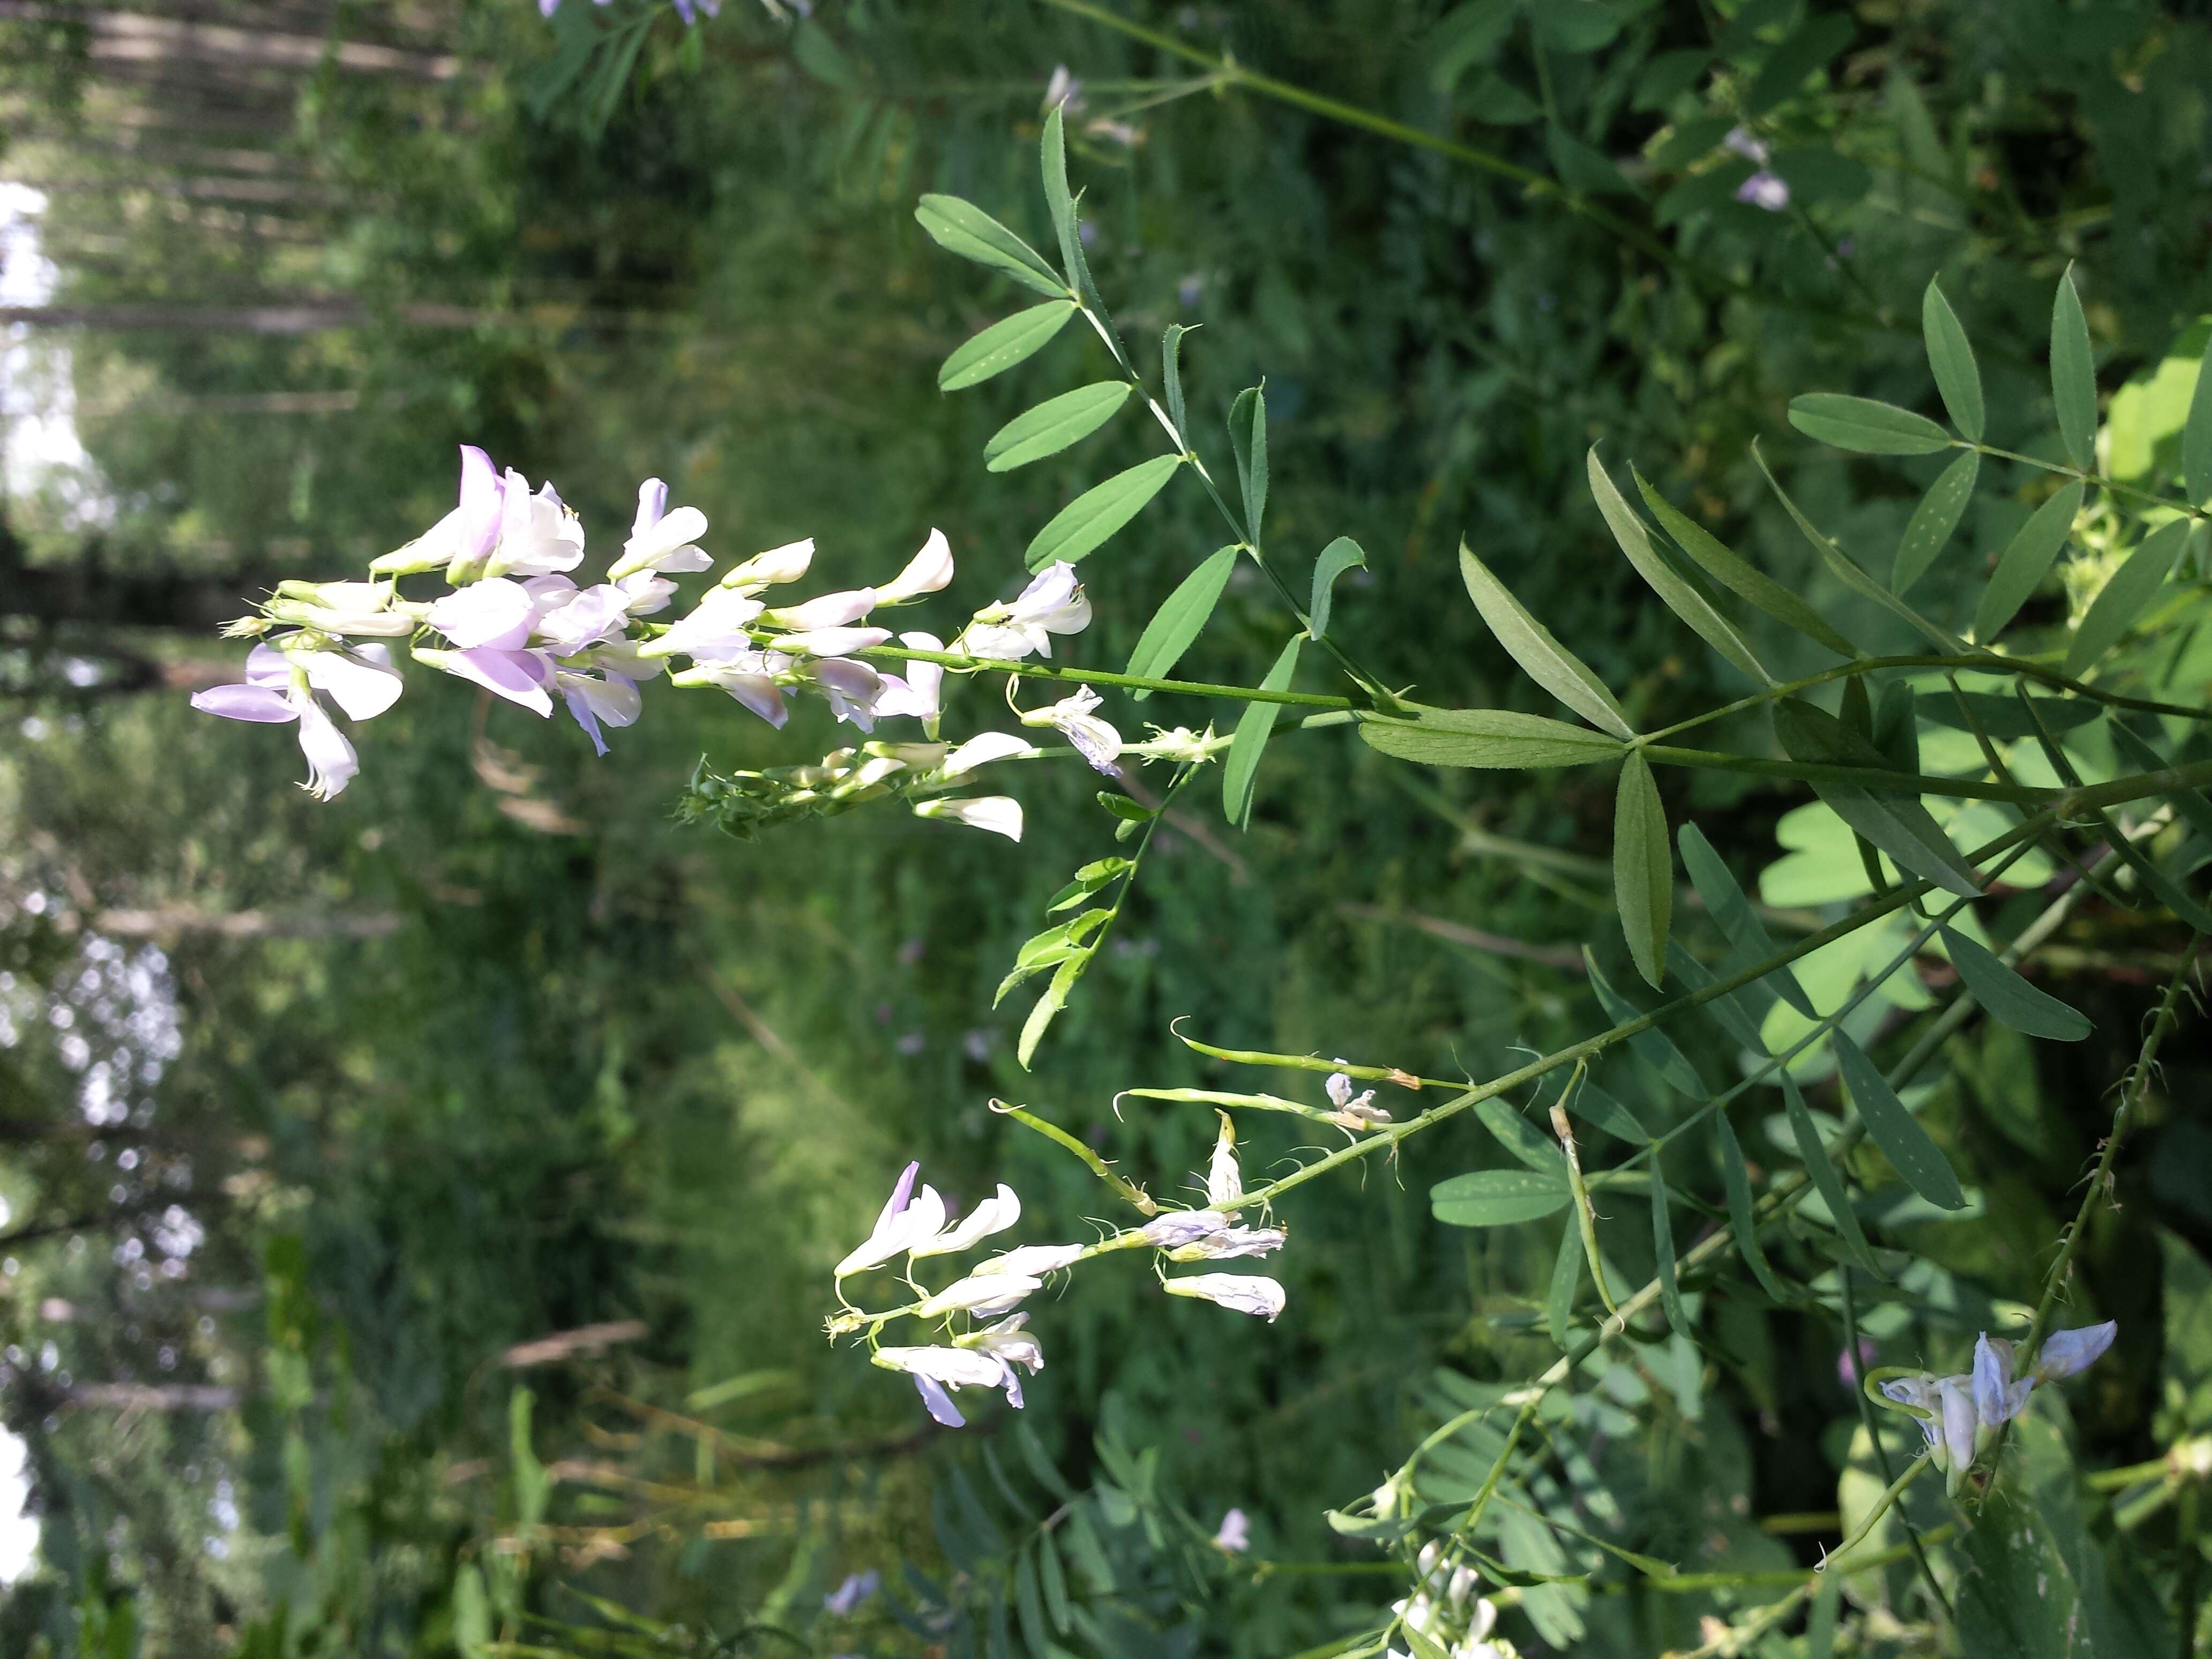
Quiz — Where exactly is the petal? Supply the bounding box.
[429,578,534,651]
[458,446,503,557]
[191,684,298,723]
[2035,1321,2118,1382]
[293,697,359,799]
[940,731,1035,776]
[245,643,292,686]
[631,477,669,540]
[299,649,403,722]
[913,1375,966,1429]
[563,689,609,757]
[429,647,554,716]
[1972,1334,2011,1428]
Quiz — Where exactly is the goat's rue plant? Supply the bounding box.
[194,106,2212,1658]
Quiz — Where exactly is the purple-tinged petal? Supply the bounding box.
[876,1161,921,1232]
[192,684,298,723]
[914,1375,965,1429]
[1000,1365,1024,1410]
[429,578,534,651]
[563,689,609,757]
[294,696,359,799]
[1938,1378,1977,1473]
[245,643,291,686]
[458,446,503,557]
[1973,1335,2014,1428]
[299,647,403,721]
[423,646,554,716]
[2035,1321,2117,1382]
[632,477,668,540]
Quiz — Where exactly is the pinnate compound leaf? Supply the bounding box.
[1359,708,1626,770]
[1024,454,1184,571]
[1632,466,1858,657]
[1125,544,1237,694]
[1589,450,1769,684]
[1922,279,1985,442]
[939,301,1077,391]
[1458,542,1634,737]
[1783,1073,1884,1277]
[1309,536,1367,639]
[984,382,1132,472]
[1222,635,1301,828]
[1751,443,1965,651]
[1975,481,2083,642]
[1228,385,1268,540]
[1832,1030,1964,1210]
[1769,699,1983,898]
[1787,394,1953,455]
[1892,449,1979,595]
[915,195,1067,298]
[1615,751,1671,989]
[1431,1167,1570,1228]
[1939,925,2091,1042]
[2051,264,2098,470]
[2065,517,2186,677]
[1583,945,1706,1098]
[1677,823,1815,1017]
[1714,1114,1790,1302]
[2188,331,2212,507]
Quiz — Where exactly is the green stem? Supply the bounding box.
[1968,439,2210,522]
[1842,1264,1950,1614]
[1637,742,2058,802]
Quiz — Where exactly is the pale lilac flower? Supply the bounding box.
[190,642,381,799]
[763,587,878,630]
[580,639,667,682]
[781,625,892,659]
[671,651,791,728]
[1163,1273,1286,1321]
[608,479,712,582]
[615,569,678,617]
[534,584,632,656]
[2034,1320,2117,1381]
[802,657,887,729]
[1722,126,1769,164]
[834,1162,946,1278]
[974,1243,1084,1277]
[1045,64,1083,114]
[555,670,642,756]
[428,578,534,649]
[485,471,586,578]
[413,645,554,717]
[1169,1227,1285,1262]
[371,444,503,577]
[872,631,946,730]
[912,796,1023,841]
[1140,1210,1229,1249]
[264,579,417,637]
[913,1273,1043,1319]
[876,528,955,604]
[872,1344,1007,1427]
[958,563,1092,661]
[1023,685,1122,772]
[959,1313,1044,1377]
[642,587,768,660]
[1737,170,1789,211]
[910,1184,1021,1259]
[1213,1509,1250,1552]
[823,1571,879,1617]
[719,537,815,593]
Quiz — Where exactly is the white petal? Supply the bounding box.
[429,578,534,651]
[297,647,403,721]
[292,694,359,800]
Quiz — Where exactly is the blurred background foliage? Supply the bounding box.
[2,0,2212,1654]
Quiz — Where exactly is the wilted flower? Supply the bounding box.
[1022,685,1122,773]
[957,562,1092,661]
[1205,1111,1242,1206]
[1326,1070,1392,1130]
[1169,1227,1286,1262]
[913,796,1024,841]
[1140,1209,1229,1249]
[1163,1273,1286,1321]
[835,1162,946,1278]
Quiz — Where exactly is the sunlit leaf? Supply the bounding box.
[1024,454,1185,570]
[2065,517,2186,677]
[939,301,1078,391]
[984,382,1132,472]
[1125,545,1238,696]
[1308,536,1367,640]
[915,194,1067,298]
[2188,331,2212,506]
[1228,385,1268,540]
[1458,541,1635,737]
[1359,708,1627,769]
[1892,449,1978,595]
[1161,323,1193,439]
[1222,635,1302,827]
[1975,481,2083,642]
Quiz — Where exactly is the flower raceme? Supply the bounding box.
[193,446,1121,834]
[1876,1320,2117,1492]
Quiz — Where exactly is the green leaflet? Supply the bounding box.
[1650,1147,1687,1334]
[1787,393,1953,455]
[1769,698,1983,898]
[1832,1030,1965,1210]
[1161,323,1193,439]
[1567,1076,1648,1144]
[1588,450,1769,684]
[1457,541,1635,737]
[1677,821,1815,1017]
[1023,454,1185,570]
[1891,449,1978,595]
[1976,480,2084,642]
[2051,263,2098,470]
[938,301,1077,391]
[1547,1221,1585,1349]
[1923,278,1985,442]
[1222,634,1302,828]
[1614,750,1671,989]
[914,194,1068,299]
[2188,330,2212,506]
[1806,1579,1841,1659]
[1665,940,1766,1055]
[1938,924,2091,1042]
[1014,1545,1050,1656]
[984,382,1132,472]
[1018,954,1086,1069]
[1228,385,1268,540]
[1583,945,1706,1097]
[1714,1113,1789,1302]
[1632,465,1858,658]
[2065,517,2187,677]
[995,908,1112,1004]
[1358,708,1626,769]
[1783,1073,1883,1277]
[2113,723,2212,842]
[1125,544,1237,695]
[1308,535,1367,639]
[1475,1097,1568,1175]
[1431,1166,1571,1228]
[1040,105,1081,286]
[1918,689,2098,742]
[1752,442,1966,651]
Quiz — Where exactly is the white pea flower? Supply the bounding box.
[910,1184,1021,1259]
[608,478,712,581]
[485,470,587,578]
[913,1272,1043,1320]
[876,527,956,604]
[718,537,816,593]
[957,562,1092,661]
[871,1344,1008,1429]
[958,1313,1044,1376]
[639,587,768,660]
[190,642,393,800]
[555,669,642,757]
[872,631,946,732]
[834,1162,948,1278]
[1162,1273,1286,1322]
[1213,1509,1250,1552]
[1205,1111,1242,1206]
[1140,1210,1229,1249]
[1169,1227,1285,1262]
[940,731,1039,777]
[913,796,1023,841]
[672,650,791,728]
[763,587,878,630]
[802,657,887,729]
[781,625,892,658]
[1021,685,1122,773]
[372,444,504,576]
[974,1243,1084,1277]
[533,583,632,656]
